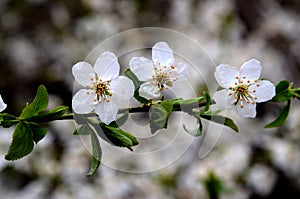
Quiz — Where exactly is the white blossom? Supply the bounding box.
[129,42,189,100]
[0,95,7,112]
[213,59,275,118]
[72,51,134,124]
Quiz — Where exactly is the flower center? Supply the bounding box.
[153,64,178,91]
[93,80,112,103]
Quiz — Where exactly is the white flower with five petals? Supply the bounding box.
[72,51,134,124]
[129,42,189,100]
[0,95,7,112]
[213,59,275,118]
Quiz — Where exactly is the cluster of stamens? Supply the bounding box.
[87,77,112,103]
[152,63,179,91]
[228,76,260,108]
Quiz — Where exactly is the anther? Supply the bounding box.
[253,90,256,93]
[256,84,260,87]
[247,80,250,83]
[235,76,239,79]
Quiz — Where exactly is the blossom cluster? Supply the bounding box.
[72,42,188,124]
[70,41,275,124]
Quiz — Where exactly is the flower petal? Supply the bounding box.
[171,62,189,81]
[239,59,262,82]
[129,57,154,81]
[235,102,256,118]
[72,62,95,87]
[213,89,235,110]
[215,64,239,88]
[110,76,135,108]
[95,97,118,125]
[94,51,120,81]
[139,82,161,100]
[0,95,7,112]
[152,42,174,66]
[249,80,275,103]
[72,89,95,114]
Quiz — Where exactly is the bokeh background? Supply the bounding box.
[1,0,300,198]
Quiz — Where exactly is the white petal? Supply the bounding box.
[152,42,174,66]
[215,64,239,88]
[110,76,135,108]
[72,62,95,87]
[95,97,118,125]
[172,62,189,81]
[129,57,154,81]
[94,51,120,81]
[139,82,161,100]
[239,59,262,81]
[235,102,257,118]
[72,89,95,114]
[249,80,275,103]
[213,89,235,110]
[0,95,7,112]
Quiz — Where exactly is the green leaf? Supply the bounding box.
[200,114,239,133]
[20,85,48,119]
[275,80,290,93]
[0,113,17,128]
[265,100,291,128]
[183,118,202,136]
[99,124,138,150]
[272,80,292,102]
[5,122,34,160]
[124,68,142,89]
[29,106,69,122]
[86,127,101,177]
[149,101,173,134]
[73,124,93,135]
[27,122,47,144]
[124,68,151,104]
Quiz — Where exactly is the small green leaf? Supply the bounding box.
[265,100,291,128]
[150,101,173,134]
[73,124,93,135]
[0,113,17,128]
[272,80,293,102]
[183,118,202,136]
[86,127,101,177]
[29,106,69,122]
[124,68,142,89]
[5,122,34,160]
[275,80,290,94]
[200,114,239,133]
[99,124,138,150]
[20,85,48,119]
[27,122,47,144]
[124,68,151,104]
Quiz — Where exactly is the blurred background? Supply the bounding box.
[1,0,300,198]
